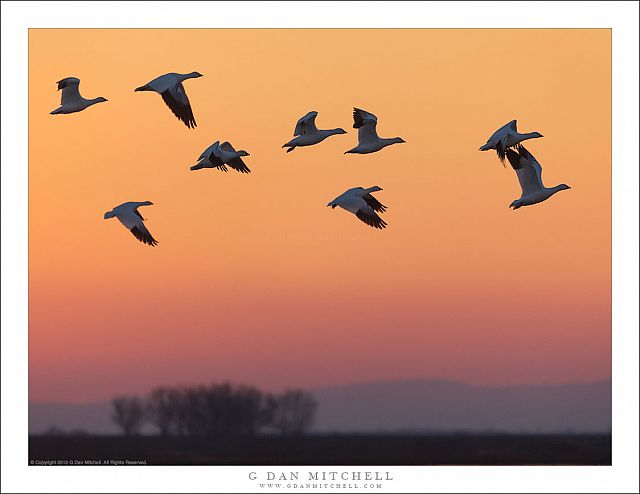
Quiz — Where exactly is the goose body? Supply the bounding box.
[327,186,387,229]
[505,145,570,209]
[135,72,203,128]
[282,111,347,152]
[344,108,405,154]
[50,77,107,115]
[190,141,250,173]
[104,201,158,246]
[479,120,543,162]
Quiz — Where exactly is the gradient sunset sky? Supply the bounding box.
[28,29,611,403]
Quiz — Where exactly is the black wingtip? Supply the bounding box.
[131,226,158,246]
[505,148,522,170]
[356,209,387,229]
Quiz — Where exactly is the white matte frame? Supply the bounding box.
[1,2,638,493]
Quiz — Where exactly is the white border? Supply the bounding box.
[2,1,638,493]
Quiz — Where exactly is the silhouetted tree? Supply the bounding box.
[266,389,317,435]
[179,382,266,436]
[227,384,264,435]
[182,385,211,436]
[147,387,184,436]
[111,395,145,436]
[114,382,317,437]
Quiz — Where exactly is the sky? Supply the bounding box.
[28,29,611,403]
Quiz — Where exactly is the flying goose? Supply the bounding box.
[135,72,203,128]
[50,77,107,115]
[282,111,347,152]
[505,145,570,209]
[104,201,158,246]
[190,141,251,173]
[327,186,387,229]
[479,120,543,162]
[344,108,405,154]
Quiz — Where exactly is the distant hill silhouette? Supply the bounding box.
[29,379,611,435]
[312,379,611,433]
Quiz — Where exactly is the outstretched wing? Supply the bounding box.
[339,194,387,229]
[130,223,158,246]
[161,82,196,128]
[352,108,377,128]
[353,108,379,143]
[294,111,319,136]
[228,158,250,173]
[220,141,236,152]
[363,193,387,213]
[355,207,387,229]
[58,78,82,105]
[115,205,158,246]
[506,145,544,196]
[199,141,220,161]
[218,142,250,173]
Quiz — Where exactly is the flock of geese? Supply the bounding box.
[51,72,571,246]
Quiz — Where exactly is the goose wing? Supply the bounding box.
[353,108,379,143]
[339,195,387,229]
[489,119,517,141]
[220,141,236,153]
[482,120,517,154]
[192,142,227,171]
[161,82,196,128]
[115,206,158,246]
[58,77,83,104]
[199,141,220,161]
[130,223,159,246]
[506,145,544,196]
[363,193,387,213]
[294,111,319,136]
[220,142,250,173]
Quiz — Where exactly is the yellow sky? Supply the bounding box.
[29,29,611,402]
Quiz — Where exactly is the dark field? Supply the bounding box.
[29,433,611,465]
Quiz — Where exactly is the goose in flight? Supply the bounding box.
[282,111,347,152]
[505,145,570,209]
[50,77,107,115]
[327,186,387,229]
[135,72,203,128]
[104,201,158,246]
[345,108,405,154]
[479,120,543,162]
[190,141,251,173]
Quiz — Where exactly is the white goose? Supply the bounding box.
[190,141,251,173]
[282,111,347,152]
[345,108,405,154]
[104,201,158,246]
[505,145,570,209]
[50,77,107,115]
[327,186,387,229]
[479,120,543,162]
[135,72,203,128]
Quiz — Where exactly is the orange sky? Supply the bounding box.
[28,29,611,403]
